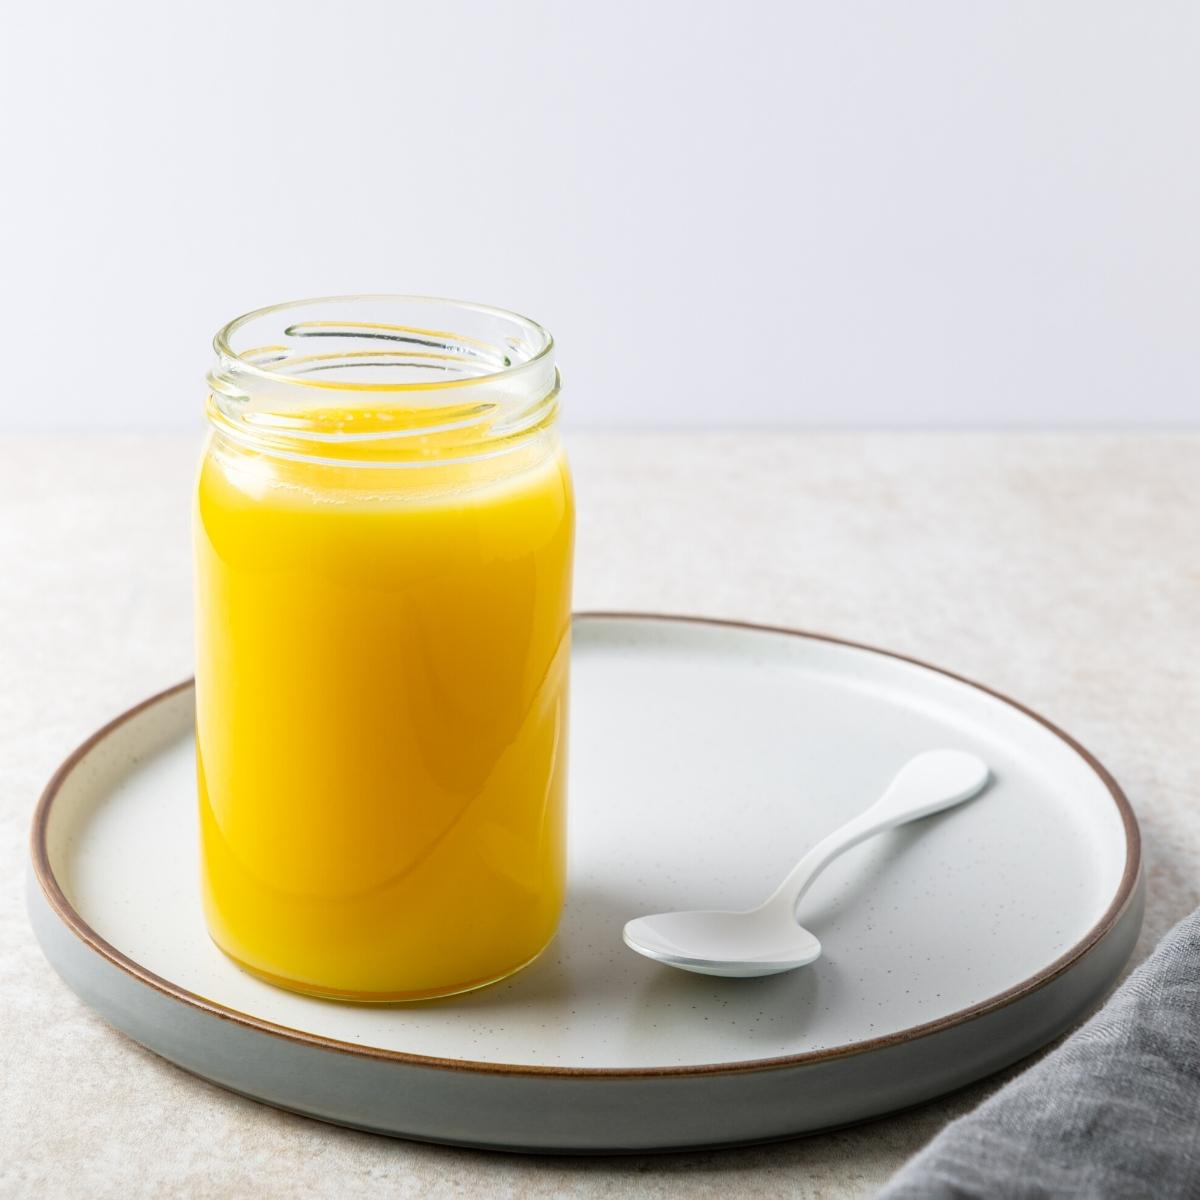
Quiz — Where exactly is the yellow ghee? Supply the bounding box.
[194,413,574,1001]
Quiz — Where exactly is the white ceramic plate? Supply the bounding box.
[29,614,1141,1152]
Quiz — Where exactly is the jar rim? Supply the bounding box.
[212,293,554,393]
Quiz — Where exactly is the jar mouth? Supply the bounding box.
[207,295,559,466]
[213,294,553,393]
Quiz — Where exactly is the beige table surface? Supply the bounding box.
[2,432,1197,1198]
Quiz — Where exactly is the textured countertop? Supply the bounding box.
[2,432,1197,1198]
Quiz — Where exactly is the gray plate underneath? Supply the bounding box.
[28,614,1142,1152]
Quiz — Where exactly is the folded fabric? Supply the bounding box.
[879,907,1200,1199]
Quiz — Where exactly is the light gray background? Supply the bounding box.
[1,1,1196,431]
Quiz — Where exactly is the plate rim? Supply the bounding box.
[29,611,1141,1080]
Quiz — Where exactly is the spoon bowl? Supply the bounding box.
[623,909,821,978]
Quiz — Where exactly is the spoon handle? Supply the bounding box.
[758,749,989,919]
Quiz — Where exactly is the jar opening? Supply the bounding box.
[207,295,559,466]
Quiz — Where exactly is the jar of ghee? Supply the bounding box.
[194,296,573,1001]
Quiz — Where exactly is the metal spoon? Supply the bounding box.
[622,749,990,978]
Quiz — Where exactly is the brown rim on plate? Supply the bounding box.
[29,612,1141,1080]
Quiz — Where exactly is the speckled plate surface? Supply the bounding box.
[28,614,1142,1152]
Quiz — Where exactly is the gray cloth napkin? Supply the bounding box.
[879,907,1200,1199]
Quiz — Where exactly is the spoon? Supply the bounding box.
[622,749,990,978]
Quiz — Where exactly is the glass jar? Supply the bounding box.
[194,296,573,1001]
